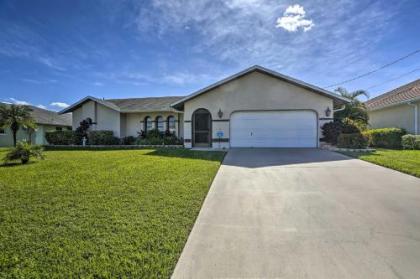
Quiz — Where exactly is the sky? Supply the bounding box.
[0,0,420,111]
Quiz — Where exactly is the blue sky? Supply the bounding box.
[1,0,420,111]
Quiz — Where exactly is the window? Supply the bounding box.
[167,116,176,133]
[144,116,153,133]
[156,116,164,132]
[0,128,5,135]
[56,127,63,131]
[66,127,72,131]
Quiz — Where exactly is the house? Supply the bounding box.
[0,104,72,147]
[366,79,420,134]
[60,65,349,148]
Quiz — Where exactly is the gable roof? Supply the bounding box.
[1,103,72,126]
[60,96,184,114]
[365,78,420,111]
[107,96,183,112]
[171,65,350,108]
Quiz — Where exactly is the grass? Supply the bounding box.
[0,148,225,278]
[340,148,420,178]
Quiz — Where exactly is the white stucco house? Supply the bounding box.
[60,65,349,148]
[366,79,420,135]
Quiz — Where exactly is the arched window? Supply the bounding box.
[144,116,153,133]
[156,116,164,132]
[167,116,176,134]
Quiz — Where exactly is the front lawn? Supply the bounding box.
[0,148,225,278]
[341,148,420,178]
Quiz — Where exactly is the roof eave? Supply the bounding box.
[58,96,120,114]
[171,65,350,108]
[367,96,420,111]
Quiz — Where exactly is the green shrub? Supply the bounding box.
[45,130,75,145]
[321,121,342,144]
[88,130,120,145]
[337,133,368,149]
[364,128,406,148]
[121,136,137,145]
[4,141,44,164]
[401,134,420,150]
[341,118,362,134]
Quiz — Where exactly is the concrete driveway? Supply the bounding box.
[172,148,420,279]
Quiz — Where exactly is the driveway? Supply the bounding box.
[172,148,420,279]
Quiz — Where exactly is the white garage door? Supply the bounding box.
[230,111,317,148]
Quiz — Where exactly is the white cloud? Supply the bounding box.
[50,102,69,109]
[8,98,31,106]
[276,4,314,32]
[93,82,104,86]
[37,104,47,109]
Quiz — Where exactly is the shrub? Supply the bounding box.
[121,136,136,145]
[135,129,182,145]
[45,130,75,145]
[321,121,342,144]
[88,130,120,145]
[364,128,406,148]
[341,118,362,134]
[4,141,44,164]
[337,133,368,149]
[401,134,420,150]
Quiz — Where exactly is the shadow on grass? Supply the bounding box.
[0,161,36,168]
[144,149,226,162]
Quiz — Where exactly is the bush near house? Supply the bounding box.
[402,134,420,150]
[136,129,183,146]
[363,128,406,149]
[321,118,364,146]
[337,133,368,149]
[87,130,120,145]
[46,130,76,145]
[121,136,137,145]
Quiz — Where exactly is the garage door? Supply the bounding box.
[230,111,317,148]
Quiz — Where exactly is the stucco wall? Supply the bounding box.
[71,101,121,137]
[0,125,70,146]
[183,71,333,148]
[368,100,419,134]
[124,112,183,138]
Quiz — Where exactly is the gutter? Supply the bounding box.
[407,102,419,135]
[333,105,346,113]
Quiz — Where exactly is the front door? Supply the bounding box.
[193,109,212,147]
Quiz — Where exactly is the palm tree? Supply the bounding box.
[334,87,369,124]
[0,104,34,146]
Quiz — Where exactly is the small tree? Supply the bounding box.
[334,87,369,124]
[23,119,37,144]
[4,140,44,164]
[0,104,34,146]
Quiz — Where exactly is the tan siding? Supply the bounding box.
[368,102,418,134]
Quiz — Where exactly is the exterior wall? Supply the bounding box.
[0,125,70,146]
[183,71,333,148]
[368,100,419,134]
[124,112,183,138]
[71,101,121,137]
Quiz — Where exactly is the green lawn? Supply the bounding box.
[0,148,225,278]
[341,148,420,178]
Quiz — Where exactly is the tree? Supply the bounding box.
[0,104,34,146]
[4,140,44,164]
[334,87,369,124]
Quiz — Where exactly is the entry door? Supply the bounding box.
[230,111,317,148]
[193,109,212,147]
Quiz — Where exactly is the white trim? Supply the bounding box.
[407,102,419,135]
[171,65,350,107]
[58,96,120,114]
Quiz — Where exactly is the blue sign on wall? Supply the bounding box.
[216,131,224,138]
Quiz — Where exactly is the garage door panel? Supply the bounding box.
[230,111,317,148]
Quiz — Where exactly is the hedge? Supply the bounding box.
[401,134,420,150]
[337,133,368,149]
[363,128,406,148]
[87,130,120,145]
[45,130,76,145]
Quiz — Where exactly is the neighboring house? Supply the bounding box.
[60,65,349,148]
[366,79,420,134]
[0,104,72,147]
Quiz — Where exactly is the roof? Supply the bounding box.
[1,103,72,126]
[107,96,183,112]
[365,79,420,111]
[60,96,183,114]
[171,65,350,108]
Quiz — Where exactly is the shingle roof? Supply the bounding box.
[365,79,420,111]
[1,103,72,126]
[107,96,184,112]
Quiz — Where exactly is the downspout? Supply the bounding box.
[407,102,419,135]
[333,105,346,113]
